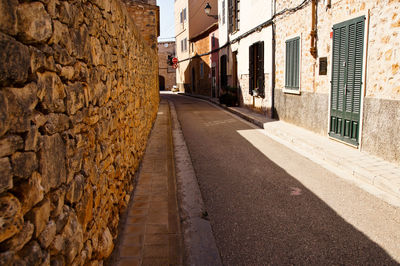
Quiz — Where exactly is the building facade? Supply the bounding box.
[174,0,218,92]
[273,0,400,164]
[213,0,400,164]
[158,41,176,91]
[188,23,219,97]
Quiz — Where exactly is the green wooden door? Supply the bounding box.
[330,16,365,146]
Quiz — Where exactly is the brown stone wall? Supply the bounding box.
[124,0,160,49]
[0,0,159,265]
[158,41,176,90]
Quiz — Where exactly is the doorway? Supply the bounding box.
[329,16,365,146]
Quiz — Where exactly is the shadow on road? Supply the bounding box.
[163,93,399,265]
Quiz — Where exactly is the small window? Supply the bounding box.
[212,34,215,48]
[180,11,183,23]
[183,8,187,21]
[285,37,300,91]
[200,62,204,78]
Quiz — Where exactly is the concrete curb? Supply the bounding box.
[168,99,222,266]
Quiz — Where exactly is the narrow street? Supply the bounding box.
[163,93,400,265]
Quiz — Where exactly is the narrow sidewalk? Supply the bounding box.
[181,93,400,207]
[112,99,183,265]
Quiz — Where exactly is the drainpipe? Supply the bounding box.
[310,0,317,58]
[271,0,276,119]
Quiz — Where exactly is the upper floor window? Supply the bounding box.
[212,34,215,48]
[180,8,187,24]
[228,0,239,33]
[222,0,226,24]
[180,38,187,52]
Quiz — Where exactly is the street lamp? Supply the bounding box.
[204,3,218,19]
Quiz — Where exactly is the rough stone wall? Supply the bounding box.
[274,0,400,162]
[274,0,329,134]
[124,0,160,49]
[158,41,176,91]
[0,0,159,265]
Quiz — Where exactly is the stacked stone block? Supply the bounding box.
[0,0,159,265]
[124,0,160,50]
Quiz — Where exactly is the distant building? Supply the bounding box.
[174,0,218,93]
[188,23,219,97]
[158,41,176,91]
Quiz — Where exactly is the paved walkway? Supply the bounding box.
[112,99,183,265]
[183,93,400,207]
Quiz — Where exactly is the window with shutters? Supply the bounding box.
[228,0,239,33]
[249,42,264,97]
[285,37,300,92]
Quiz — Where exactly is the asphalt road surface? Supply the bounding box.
[163,93,400,265]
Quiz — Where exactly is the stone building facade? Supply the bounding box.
[0,0,159,264]
[273,0,400,164]
[124,0,160,49]
[213,0,399,164]
[158,41,176,91]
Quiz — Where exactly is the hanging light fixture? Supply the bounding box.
[204,3,218,19]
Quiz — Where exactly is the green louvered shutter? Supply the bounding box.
[285,37,300,90]
[330,16,364,146]
[249,45,254,95]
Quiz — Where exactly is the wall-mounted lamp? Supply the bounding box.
[204,3,218,19]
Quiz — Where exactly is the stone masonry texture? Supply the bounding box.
[273,0,400,163]
[0,0,159,265]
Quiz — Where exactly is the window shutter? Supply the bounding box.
[228,0,233,33]
[235,0,240,31]
[257,42,265,97]
[285,37,300,90]
[249,45,254,95]
[294,38,299,88]
[346,19,364,116]
[285,41,289,88]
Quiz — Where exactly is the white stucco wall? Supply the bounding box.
[175,0,190,89]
